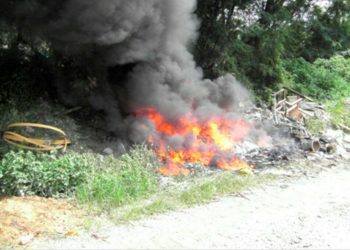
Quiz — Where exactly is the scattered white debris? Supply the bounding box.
[18,234,34,246]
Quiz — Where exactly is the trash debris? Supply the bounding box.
[103,147,114,155]
[270,88,350,160]
[64,230,79,237]
[18,234,34,246]
[239,168,254,176]
[301,140,321,152]
[235,87,350,169]
[54,106,82,117]
[91,233,108,241]
[2,123,71,152]
[272,88,311,123]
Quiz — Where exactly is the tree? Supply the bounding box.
[194,0,254,79]
[195,0,313,90]
[303,0,350,61]
[195,0,350,96]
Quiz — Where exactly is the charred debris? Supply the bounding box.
[237,88,350,170]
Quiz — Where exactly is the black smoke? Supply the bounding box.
[1,0,251,144]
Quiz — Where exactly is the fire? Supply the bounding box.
[135,107,253,176]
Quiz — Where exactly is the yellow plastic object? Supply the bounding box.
[238,168,254,176]
[2,123,71,152]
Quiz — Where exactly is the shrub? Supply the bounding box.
[327,98,350,127]
[315,56,350,83]
[76,146,159,208]
[0,151,89,197]
[283,57,350,100]
[0,105,26,155]
[306,117,326,134]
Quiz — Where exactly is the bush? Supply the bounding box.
[76,146,159,208]
[0,151,89,197]
[306,117,326,134]
[315,55,350,83]
[327,98,350,127]
[283,57,350,100]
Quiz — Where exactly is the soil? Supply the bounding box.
[0,197,83,248]
[29,160,350,249]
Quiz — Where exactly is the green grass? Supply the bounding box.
[306,117,327,134]
[179,174,257,205]
[70,146,274,224]
[75,146,160,209]
[327,98,350,128]
[102,173,274,224]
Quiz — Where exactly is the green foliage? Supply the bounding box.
[315,55,350,83]
[0,151,89,197]
[327,98,350,127]
[76,146,159,208]
[306,118,326,134]
[303,0,350,61]
[195,0,313,89]
[195,0,350,99]
[283,57,350,100]
[242,23,288,87]
[0,105,26,155]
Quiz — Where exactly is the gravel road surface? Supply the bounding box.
[32,163,350,249]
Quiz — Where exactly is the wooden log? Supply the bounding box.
[285,98,303,107]
[54,106,82,116]
[272,89,286,97]
[286,104,298,114]
[284,87,313,101]
[276,99,286,107]
[339,124,350,133]
[275,105,284,112]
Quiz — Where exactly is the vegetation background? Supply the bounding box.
[194,0,350,102]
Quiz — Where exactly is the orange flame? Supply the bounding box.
[135,107,253,176]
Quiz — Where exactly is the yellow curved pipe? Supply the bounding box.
[2,123,71,152]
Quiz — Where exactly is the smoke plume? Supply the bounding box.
[2,0,251,144]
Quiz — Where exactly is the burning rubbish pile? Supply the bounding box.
[131,87,349,176]
[131,86,350,176]
[2,0,258,175]
[134,96,350,176]
[2,1,349,176]
[134,107,254,176]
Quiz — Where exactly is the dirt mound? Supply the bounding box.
[0,196,83,247]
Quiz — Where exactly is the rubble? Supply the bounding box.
[18,234,34,246]
[103,148,114,155]
[239,87,350,169]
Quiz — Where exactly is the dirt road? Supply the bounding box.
[32,163,350,249]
